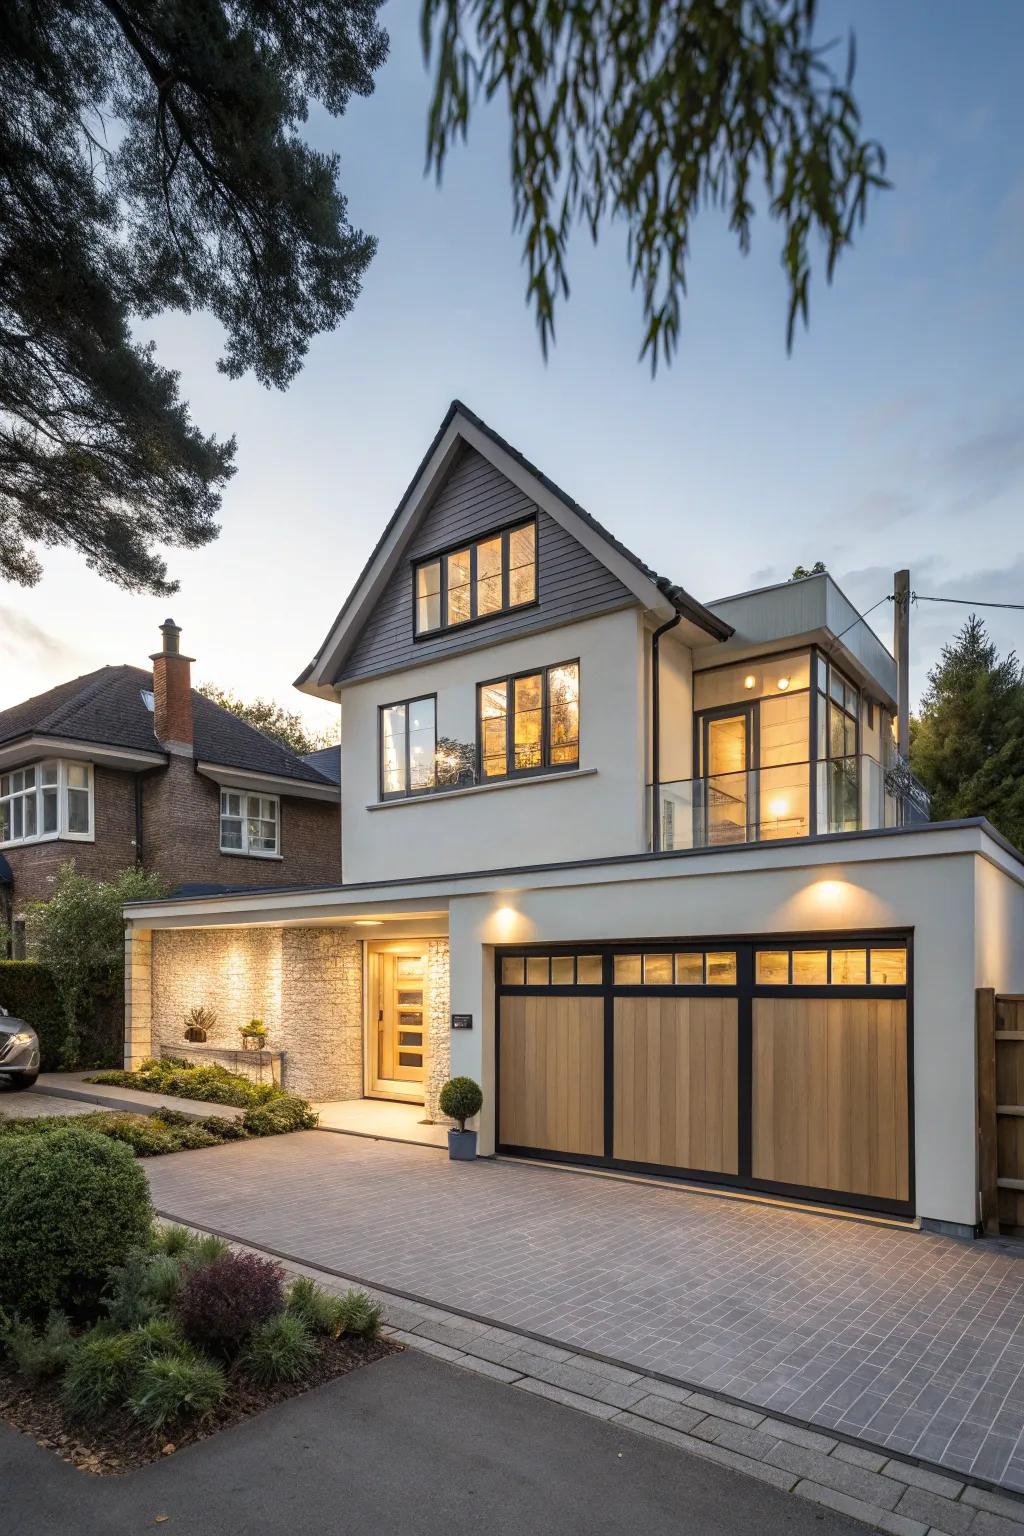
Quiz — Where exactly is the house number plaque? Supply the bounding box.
[450,1013,473,1030]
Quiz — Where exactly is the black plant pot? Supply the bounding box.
[183,1028,207,1043]
[447,1129,477,1161]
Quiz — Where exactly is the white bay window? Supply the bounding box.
[220,789,279,856]
[0,760,93,846]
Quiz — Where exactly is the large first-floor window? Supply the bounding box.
[0,760,93,847]
[478,660,579,780]
[219,789,279,856]
[380,696,437,798]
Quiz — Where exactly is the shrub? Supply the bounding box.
[242,1095,318,1137]
[62,1327,151,1419]
[285,1277,349,1338]
[2,1311,74,1382]
[0,961,63,1070]
[104,1250,184,1329]
[183,1232,232,1268]
[0,1129,152,1316]
[0,1109,243,1157]
[129,1349,226,1432]
[175,1252,284,1355]
[156,1224,200,1258]
[88,1057,279,1109]
[336,1289,383,1340]
[241,1313,316,1386]
[135,1316,185,1357]
[438,1076,483,1132]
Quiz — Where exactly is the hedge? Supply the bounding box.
[0,961,121,1071]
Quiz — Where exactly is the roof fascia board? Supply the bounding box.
[196,762,338,803]
[0,735,166,771]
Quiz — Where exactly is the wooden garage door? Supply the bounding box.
[613,997,739,1174]
[752,998,909,1202]
[498,996,604,1156]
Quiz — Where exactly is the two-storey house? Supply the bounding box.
[122,402,1024,1238]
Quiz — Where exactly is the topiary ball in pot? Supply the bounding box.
[438,1076,483,1161]
[175,1251,284,1356]
[0,1127,153,1318]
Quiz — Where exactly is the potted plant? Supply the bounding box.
[438,1076,483,1161]
[239,1019,268,1052]
[184,1005,216,1044]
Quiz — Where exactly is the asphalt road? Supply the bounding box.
[3,1347,872,1535]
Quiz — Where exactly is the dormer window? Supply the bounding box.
[414,521,537,636]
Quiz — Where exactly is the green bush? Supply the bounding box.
[0,1108,246,1158]
[103,1249,184,1329]
[438,1076,483,1132]
[62,1327,151,1419]
[88,1056,279,1108]
[129,1349,226,1431]
[0,1129,152,1316]
[285,1277,349,1338]
[242,1095,319,1136]
[241,1313,316,1386]
[0,961,63,1070]
[336,1289,383,1340]
[2,1311,74,1382]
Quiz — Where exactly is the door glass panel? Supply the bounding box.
[643,954,673,984]
[525,956,550,985]
[831,948,867,984]
[502,956,525,985]
[674,953,704,984]
[614,955,642,985]
[705,714,748,845]
[576,955,603,984]
[398,1031,423,1046]
[792,950,828,985]
[398,1052,422,1067]
[551,956,575,984]
[756,951,790,984]
[869,948,907,985]
[706,952,737,985]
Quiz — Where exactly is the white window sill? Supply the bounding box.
[367,767,597,811]
[0,832,94,850]
[219,849,284,860]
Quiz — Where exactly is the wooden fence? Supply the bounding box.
[977,989,1024,1236]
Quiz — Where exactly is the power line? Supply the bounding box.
[829,593,892,648]
[912,594,1024,613]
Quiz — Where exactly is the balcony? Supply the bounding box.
[648,754,930,854]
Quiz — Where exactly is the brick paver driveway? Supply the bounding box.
[146,1132,1024,1491]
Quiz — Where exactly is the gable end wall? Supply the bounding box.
[338,446,636,682]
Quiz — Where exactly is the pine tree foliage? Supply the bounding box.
[197,683,338,756]
[1,1,388,593]
[911,615,1024,851]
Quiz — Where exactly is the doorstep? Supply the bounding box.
[29,1072,246,1122]
[158,1217,1024,1536]
[313,1098,449,1150]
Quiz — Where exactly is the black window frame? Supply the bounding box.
[412,518,538,638]
[476,658,581,783]
[378,693,438,801]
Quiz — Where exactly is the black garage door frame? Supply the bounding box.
[495,928,915,1218]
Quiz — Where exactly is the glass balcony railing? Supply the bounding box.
[648,755,930,854]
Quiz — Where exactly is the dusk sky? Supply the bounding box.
[2,0,1022,732]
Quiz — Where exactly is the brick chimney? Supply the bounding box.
[150,618,194,752]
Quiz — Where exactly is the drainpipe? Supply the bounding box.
[134,773,144,868]
[650,613,682,853]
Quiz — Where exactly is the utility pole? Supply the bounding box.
[894,569,910,759]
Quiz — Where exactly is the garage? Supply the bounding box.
[496,936,912,1216]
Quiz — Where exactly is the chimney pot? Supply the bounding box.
[160,618,182,656]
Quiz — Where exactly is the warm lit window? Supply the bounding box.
[0,760,93,847]
[753,945,905,986]
[611,952,737,986]
[380,696,437,798]
[478,661,579,780]
[414,522,537,635]
[220,790,279,856]
[500,953,604,986]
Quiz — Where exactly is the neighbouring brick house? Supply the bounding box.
[0,619,340,950]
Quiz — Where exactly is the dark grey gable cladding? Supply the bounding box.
[338,445,637,683]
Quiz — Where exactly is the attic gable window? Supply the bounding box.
[414,520,537,636]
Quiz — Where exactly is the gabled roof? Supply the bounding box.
[0,666,336,788]
[297,400,732,695]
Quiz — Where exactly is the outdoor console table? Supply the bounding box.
[160,1043,287,1089]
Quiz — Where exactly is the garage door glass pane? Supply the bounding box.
[576,955,603,984]
[643,954,673,984]
[551,956,575,984]
[526,956,550,985]
[831,948,867,984]
[674,953,704,984]
[614,955,642,985]
[792,950,828,985]
[502,957,525,986]
[870,948,906,985]
[756,951,789,984]
[706,953,737,984]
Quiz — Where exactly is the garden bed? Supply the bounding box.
[0,1331,397,1475]
[0,1109,247,1157]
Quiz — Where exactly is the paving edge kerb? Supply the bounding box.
[154,1207,1024,1536]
